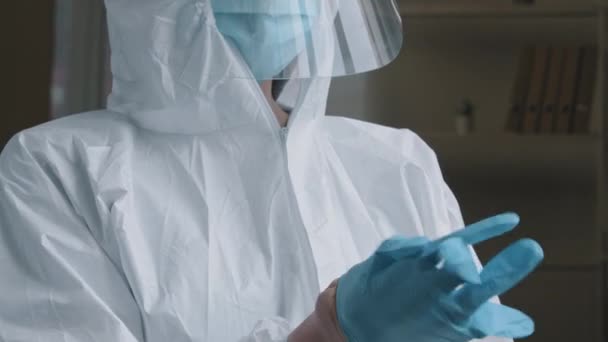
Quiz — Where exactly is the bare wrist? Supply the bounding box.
[288,280,347,342]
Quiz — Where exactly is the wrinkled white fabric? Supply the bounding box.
[0,0,510,341]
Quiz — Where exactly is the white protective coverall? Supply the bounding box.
[0,0,509,341]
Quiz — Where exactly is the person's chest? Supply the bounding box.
[92,128,382,336]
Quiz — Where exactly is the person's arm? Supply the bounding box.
[288,281,346,342]
[0,134,144,342]
[0,132,348,342]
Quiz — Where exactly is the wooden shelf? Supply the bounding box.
[399,0,606,18]
[398,1,603,45]
[403,15,597,46]
[400,4,597,18]
[421,133,600,182]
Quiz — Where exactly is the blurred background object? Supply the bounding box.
[2,2,55,148]
[1,1,606,341]
[51,0,109,118]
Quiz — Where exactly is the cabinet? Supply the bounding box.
[405,2,608,341]
[328,1,607,341]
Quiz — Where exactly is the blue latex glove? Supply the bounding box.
[336,213,544,342]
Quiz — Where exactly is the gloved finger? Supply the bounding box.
[466,302,535,339]
[453,239,543,313]
[423,237,481,288]
[372,236,430,275]
[375,235,430,260]
[432,213,520,249]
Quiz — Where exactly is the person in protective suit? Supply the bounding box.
[0,0,543,341]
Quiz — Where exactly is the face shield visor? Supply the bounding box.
[190,0,403,80]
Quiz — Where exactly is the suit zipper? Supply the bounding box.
[278,126,321,294]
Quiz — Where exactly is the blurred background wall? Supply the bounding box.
[1,2,55,148]
[333,2,607,342]
[1,1,606,341]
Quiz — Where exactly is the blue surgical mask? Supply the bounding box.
[213,13,313,80]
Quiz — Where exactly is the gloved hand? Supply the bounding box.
[336,213,544,342]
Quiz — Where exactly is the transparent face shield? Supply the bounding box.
[207,0,403,80]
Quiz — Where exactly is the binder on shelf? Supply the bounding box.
[555,47,582,133]
[572,46,597,134]
[522,46,551,133]
[506,47,535,132]
[539,47,565,133]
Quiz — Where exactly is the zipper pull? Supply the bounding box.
[280,127,289,142]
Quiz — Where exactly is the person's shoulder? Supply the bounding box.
[1,110,135,174]
[14,110,131,143]
[2,110,133,156]
[321,116,439,168]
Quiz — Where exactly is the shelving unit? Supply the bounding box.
[400,1,600,17]
[421,133,599,178]
[325,1,608,339]
[402,15,596,46]
[394,1,607,341]
[325,1,608,341]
